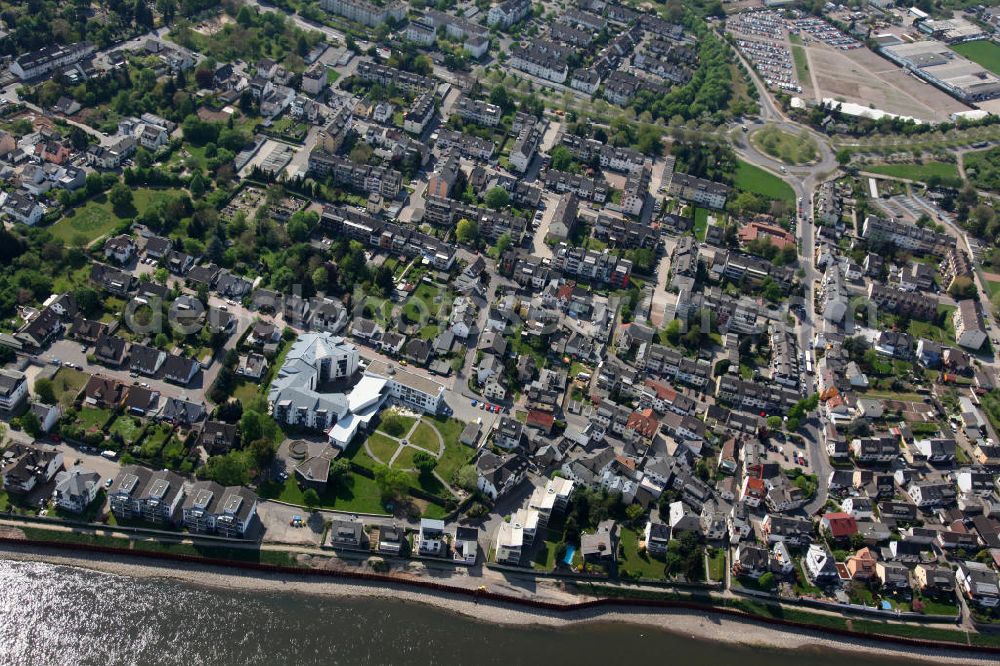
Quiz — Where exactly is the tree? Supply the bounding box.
[202,451,251,486]
[34,378,56,405]
[329,458,351,490]
[767,415,783,431]
[109,183,135,217]
[302,488,321,510]
[455,218,479,245]
[374,464,410,501]
[549,145,574,172]
[948,276,977,300]
[758,572,776,590]
[236,5,255,27]
[625,502,645,527]
[413,451,437,478]
[490,85,512,112]
[20,411,41,438]
[374,264,395,296]
[189,171,207,198]
[491,232,512,259]
[484,186,510,210]
[455,464,478,491]
[240,410,265,443]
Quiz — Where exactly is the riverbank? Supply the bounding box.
[0,542,996,665]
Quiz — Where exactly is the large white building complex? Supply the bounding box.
[268,333,447,448]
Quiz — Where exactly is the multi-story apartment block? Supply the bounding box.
[403,91,436,134]
[108,465,185,524]
[318,0,406,27]
[867,283,938,321]
[621,165,650,217]
[667,172,730,209]
[487,0,532,28]
[454,96,502,126]
[182,481,258,538]
[0,369,29,415]
[509,39,571,83]
[11,42,95,80]
[356,61,435,94]
[308,150,402,198]
[953,299,987,350]
[862,215,952,255]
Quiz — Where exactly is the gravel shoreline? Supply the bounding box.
[2,544,996,665]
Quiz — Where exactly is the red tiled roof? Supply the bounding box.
[823,512,859,538]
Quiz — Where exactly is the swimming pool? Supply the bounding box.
[563,545,576,566]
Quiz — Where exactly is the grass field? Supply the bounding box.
[751,125,818,165]
[618,528,666,579]
[391,445,422,470]
[367,432,400,464]
[865,162,959,183]
[982,275,1000,298]
[951,40,1000,76]
[76,407,111,431]
[693,207,709,241]
[108,416,145,446]
[49,188,186,246]
[409,421,440,452]
[231,380,262,406]
[789,39,810,82]
[258,473,386,514]
[707,549,726,581]
[430,416,474,482]
[49,367,89,408]
[734,160,796,206]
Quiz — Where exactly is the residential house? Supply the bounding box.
[53,469,101,513]
[0,442,63,493]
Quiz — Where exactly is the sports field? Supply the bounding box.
[951,40,1000,76]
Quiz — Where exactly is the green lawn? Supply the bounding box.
[693,207,709,241]
[77,408,111,431]
[49,368,89,408]
[409,421,440,452]
[367,432,400,464]
[257,473,386,514]
[951,40,1000,76]
[751,125,818,164]
[791,44,809,82]
[49,188,186,246]
[618,528,666,579]
[916,594,959,616]
[108,416,145,445]
[326,69,341,84]
[707,548,726,582]
[865,162,959,183]
[908,307,955,344]
[404,282,447,324]
[232,379,262,405]
[430,416,475,482]
[981,274,1000,298]
[417,324,440,341]
[532,536,561,570]
[391,445,422,470]
[139,424,173,459]
[377,411,416,438]
[734,160,795,206]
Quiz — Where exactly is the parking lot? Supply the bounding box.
[729,11,801,94]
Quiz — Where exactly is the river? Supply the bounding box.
[0,559,915,666]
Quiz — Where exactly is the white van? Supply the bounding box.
[100,450,117,460]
